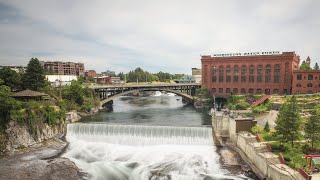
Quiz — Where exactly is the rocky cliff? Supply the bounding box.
[0,121,65,155]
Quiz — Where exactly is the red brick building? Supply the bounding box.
[292,70,320,94]
[85,70,97,77]
[201,51,300,95]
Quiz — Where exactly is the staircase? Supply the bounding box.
[251,95,271,107]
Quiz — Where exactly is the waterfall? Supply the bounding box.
[64,123,249,180]
[67,123,213,146]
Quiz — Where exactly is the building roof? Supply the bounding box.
[11,89,48,97]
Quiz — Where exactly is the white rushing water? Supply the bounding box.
[63,123,246,180]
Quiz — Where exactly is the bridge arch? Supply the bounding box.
[100,88,194,107]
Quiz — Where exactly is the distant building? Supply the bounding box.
[175,75,195,83]
[101,70,116,76]
[94,76,111,84]
[40,61,84,76]
[85,70,97,77]
[46,75,78,87]
[111,77,121,84]
[192,68,202,83]
[0,65,26,73]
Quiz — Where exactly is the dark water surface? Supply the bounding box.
[80,95,211,126]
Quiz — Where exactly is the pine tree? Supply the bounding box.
[314,63,319,70]
[264,121,270,132]
[305,106,320,150]
[275,95,301,147]
[22,58,46,91]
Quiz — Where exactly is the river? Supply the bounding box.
[63,92,252,180]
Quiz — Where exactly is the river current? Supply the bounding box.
[63,92,250,180]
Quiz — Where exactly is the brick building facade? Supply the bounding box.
[292,70,320,94]
[40,61,84,76]
[201,52,301,95]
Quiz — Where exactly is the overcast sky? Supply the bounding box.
[0,0,319,74]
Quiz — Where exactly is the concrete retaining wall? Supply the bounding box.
[235,133,305,180]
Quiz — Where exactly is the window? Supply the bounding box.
[212,88,216,93]
[241,88,246,94]
[257,76,263,82]
[226,76,231,82]
[297,74,302,80]
[241,65,247,75]
[307,83,313,87]
[212,65,216,75]
[219,88,223,93]
[241,76,246,82]
[233,65,239,75]
[226,70,231,75]
[249,65,254,75]
[257,88,263,94]
[219,76,224,82]
[257,64,263,75]
[274,76,279,83]
[233,88,238,94]
[265,76,271,83]
[226,88,230,93]
[274,64,280,83]
[233,76,238,82]
[249,88,254,94]
[273,89,279,94]
[249,76,254,83]
[212,76,217,82]
[296,83,301,87]
[308,74,313,80]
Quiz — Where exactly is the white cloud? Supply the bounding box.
[0,0,319,73]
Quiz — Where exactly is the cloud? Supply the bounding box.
[0,0,319,73]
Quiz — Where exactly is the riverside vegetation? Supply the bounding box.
[0,58,100,154]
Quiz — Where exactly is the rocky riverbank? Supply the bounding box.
[0,138,82,180]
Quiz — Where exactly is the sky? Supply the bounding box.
[0,0,319,74]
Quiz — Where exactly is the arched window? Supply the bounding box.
[241,88,246,94]
[241,65,247,75]
[226,65,231,70]
[265,64,271,82]
[266,64,271,69]
[273,89,279,94]
[242,65,247,69]
[233,88,238,94]
[275,64,280,69]
[257,88,263,94]
[258,64,263,69]
[234,65,239,75]
[249,88,254,94]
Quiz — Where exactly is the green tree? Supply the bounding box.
[62,80,85,105]
[305,106,320,149]
[0,67,22,91]
[264,121,270,132]
[314,63,319,70]
[22,58,46,91]
[251,124,263,134]
[275,95,302,147]
[0,85,20,125]
[300,61,312,70]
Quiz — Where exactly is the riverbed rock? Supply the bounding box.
[0,138,82,180]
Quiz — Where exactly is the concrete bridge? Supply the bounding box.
[89,83,201,107]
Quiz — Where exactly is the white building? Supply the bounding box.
[46,75,78,87]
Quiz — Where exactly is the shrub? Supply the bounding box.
[235,102,250,110]
[251,124,264,134]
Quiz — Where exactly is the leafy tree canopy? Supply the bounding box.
[0,67,22,91]
[305,105,320,149]
[300,61,312,70]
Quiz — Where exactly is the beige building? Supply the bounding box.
[40,61,84,76]
[192,68,202,83]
